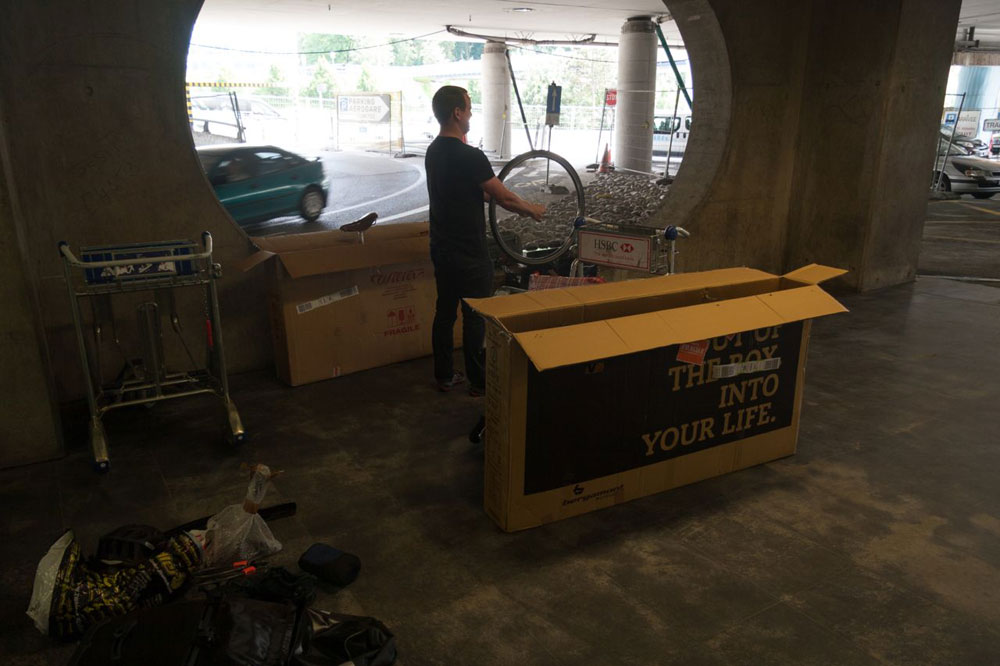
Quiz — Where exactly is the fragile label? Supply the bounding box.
[676,340,710,365]
[577,229,652,270]
[711,357,781,379]
[296,286,359,314]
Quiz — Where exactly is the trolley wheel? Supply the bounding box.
[93,460,110,473]
[228,429,246,446]
[488,150,585,266]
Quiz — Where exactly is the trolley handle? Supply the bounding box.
[57,233,215,269]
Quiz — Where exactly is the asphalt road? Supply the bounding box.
[921,194,1000,284]
[240,148,432,237]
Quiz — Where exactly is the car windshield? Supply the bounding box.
[198,152,227,172]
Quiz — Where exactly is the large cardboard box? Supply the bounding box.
[466,264,847,532]
[242,222,458,386]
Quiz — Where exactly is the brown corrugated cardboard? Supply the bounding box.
[243,222,459,386]
[467,264,848,532]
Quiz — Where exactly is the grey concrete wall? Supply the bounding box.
[658,0,959,290]
[0,0,270,415]
[0,99,64,466]
[785,0,960,290]
[655,0,812,273]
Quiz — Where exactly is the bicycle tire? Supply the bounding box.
[488,149,585,266]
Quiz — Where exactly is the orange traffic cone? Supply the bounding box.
[598,144,611,173]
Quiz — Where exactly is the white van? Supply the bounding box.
[652,114,691,156]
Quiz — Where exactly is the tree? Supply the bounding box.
[259,64,289,96]
[439,41,483,61]
[298,33,358,65]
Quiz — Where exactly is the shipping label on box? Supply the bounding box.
[242,222,461,386]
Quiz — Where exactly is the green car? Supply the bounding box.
[197,144,329,225]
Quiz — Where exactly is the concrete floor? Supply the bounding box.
[2,203,999,665]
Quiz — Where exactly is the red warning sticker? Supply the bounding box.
[676,339,710,365]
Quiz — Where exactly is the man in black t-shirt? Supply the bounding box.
[426,85,545,396]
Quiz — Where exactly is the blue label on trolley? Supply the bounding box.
[81,241,195,284]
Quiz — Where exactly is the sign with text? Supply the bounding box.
[523,323,802,494]
[984,118,1000,132]
[942,108,981,138]
[577,229,652,271]
[605,89,617,107]
[338,94,391,123]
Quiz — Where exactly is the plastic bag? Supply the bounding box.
[204,464,282,566]
[26,530,202,640]
[26,530,74,634]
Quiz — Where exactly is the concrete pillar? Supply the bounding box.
[614,17,658,174]
[481,42,511,158]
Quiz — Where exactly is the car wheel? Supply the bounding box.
[934,173,951,192]
[972,193,994,199]
[299,186,325,222]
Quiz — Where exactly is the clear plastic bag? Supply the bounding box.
[204,464,282,566]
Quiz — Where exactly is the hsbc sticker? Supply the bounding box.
[577,230,651,270]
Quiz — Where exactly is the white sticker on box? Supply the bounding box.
[296,286,359,315]
[711,357,781,379]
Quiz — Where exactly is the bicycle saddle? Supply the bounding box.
[340,212,378,233]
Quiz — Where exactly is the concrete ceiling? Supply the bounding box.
[957,0,1000,45]
[195,0,680,43]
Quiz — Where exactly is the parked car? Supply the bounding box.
[939,126,989,158]
[197,144,329,224]
[933,142,1000,199]
[652,114,691,156]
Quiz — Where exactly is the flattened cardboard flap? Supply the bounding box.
[783,264,847,284]
[467,267,777,322]
[240,222,431,278]
[513,285,846,372]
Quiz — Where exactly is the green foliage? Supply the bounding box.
[358,66,376,92]
[439,41,483,61]
[302,60,338,97]
[299,33,358,65]
[466,79,481,104]
[259,64,289,96]
[392,37,428,66]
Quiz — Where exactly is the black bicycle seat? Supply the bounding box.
[340,212,378,233]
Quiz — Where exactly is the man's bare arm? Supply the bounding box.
[481,177,546,222]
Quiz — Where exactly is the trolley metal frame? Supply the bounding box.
[58,231,244,471]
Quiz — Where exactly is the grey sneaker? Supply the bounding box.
[436,372,465,392]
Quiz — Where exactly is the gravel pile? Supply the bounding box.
[491,171,669,251]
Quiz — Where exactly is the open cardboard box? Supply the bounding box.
[466,264,847,532]
[241,222,459,386]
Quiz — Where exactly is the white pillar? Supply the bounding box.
[614,17,658,173]
[482,42,511,158]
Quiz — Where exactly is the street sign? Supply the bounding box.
[546,82,562,126]
[605,89,617,107]
[337,94,391,123]
[941,108,981,138]
[984,118,1000,132]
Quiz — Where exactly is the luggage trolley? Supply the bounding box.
[486,149,690,276]
[58,232,245,471]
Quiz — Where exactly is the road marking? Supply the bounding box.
[326,164,425,216]
[925,219,1000,224]
[924,235,1000,244]
[377,205,429,222]
[958,203,1000,216]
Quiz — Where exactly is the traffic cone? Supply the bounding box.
[598,144,611,173]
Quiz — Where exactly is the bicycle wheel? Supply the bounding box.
[488,150,585,266]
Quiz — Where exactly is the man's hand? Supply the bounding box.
[525,202,545,222]
[482,177,546,223]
